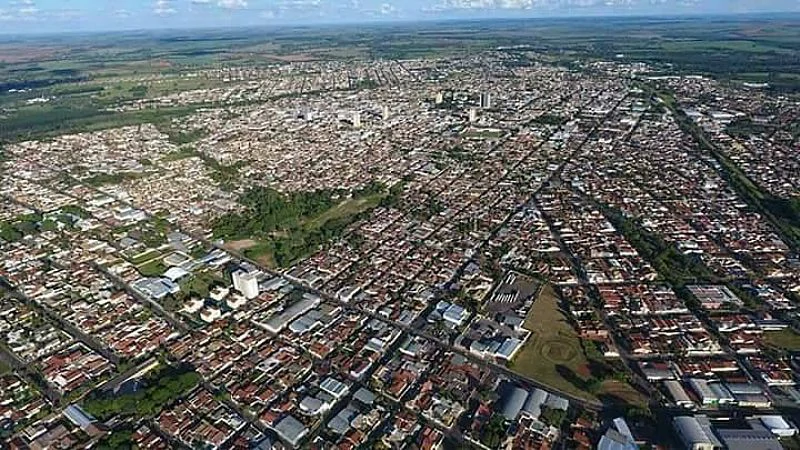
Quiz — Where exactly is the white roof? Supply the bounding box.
[760,415,794,431]
[164,267,189,281]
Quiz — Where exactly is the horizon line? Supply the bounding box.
[1,10,799,39]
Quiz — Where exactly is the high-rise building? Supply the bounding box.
[435,92,444,105]
[352,111,362,129]
[469,108,478,123]
[480,92,492,109]
[232,270,259,299]
[382,105,390,121]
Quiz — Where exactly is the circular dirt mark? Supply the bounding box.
[541,340,578,364]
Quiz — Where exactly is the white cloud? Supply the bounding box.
[380,2,397,14]
[154,0,177,15]
[426,0,684,10]
[218,0,248,8]
[15,0,39,15]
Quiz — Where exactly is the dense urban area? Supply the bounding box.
[1,16,800,450]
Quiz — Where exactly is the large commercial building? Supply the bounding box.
[673,416,722,450]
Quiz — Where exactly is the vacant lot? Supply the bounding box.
[764,329,800,351]
[510,284,648,406]
[510,283,596,400]
[303,194,384,230]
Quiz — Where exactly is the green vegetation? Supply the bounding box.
[511,284,646,406]
[83,171,148,187]
[137,259,167,277]
[129,249,162,265]
[60,205,90,219]
[0,102,201,143]
[480,415,508,449]
[539,406,568,428]
[197,154,246,188]
[82,363,199,420]
[601,205,716,288]
[161,146,201,162]
[179,271,223,298]
[214,182,389,267]
[511,284,594,400]
[764,329,800,352]
[533,114,568,126]
[658,89,800,250]
[0,213,44,242]
[726,118,773,138]
[167,129,208,145]
[95,429,135,450]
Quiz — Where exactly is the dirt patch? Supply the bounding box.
[225,239,258,251]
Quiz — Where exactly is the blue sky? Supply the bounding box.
[0,0,798,34]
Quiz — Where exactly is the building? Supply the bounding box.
[717,420,783,450]
[274,415,308,448]
[664,380,695,408]
[132,277,180,300]
[480,92,492,109]
[352,111,361,129]
[232,270,259,299]
[758,416,798,437]
[434,92,444,105]
[63,404,103,437]
[598,417,638,450]
[469,108,478,123]
[672,416,722,450]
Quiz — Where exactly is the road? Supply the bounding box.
[21,105,609,413]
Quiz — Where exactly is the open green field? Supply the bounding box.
[511,284,595,400]
[230,191,386,268]
[129,248,162,265]
[303,194,385,230]
[510,284,647,406]
[764,329,800,351]
[179,270,224,299]
[137,259,167,278]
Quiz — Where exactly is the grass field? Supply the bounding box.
[137,259,167,277]
[510,283,596,400]
[764,329,800,351]
[179,271,223,298]
[230,193,385,269]
[598,380,648,408]
[130,248,162,265]
[303,194,384,230]
[510,284,648,405]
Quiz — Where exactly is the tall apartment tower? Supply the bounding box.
[480,92,492,109]
[232,270,259,300]
[353,111,362,129]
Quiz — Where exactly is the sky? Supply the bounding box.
[0,0,798,34]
